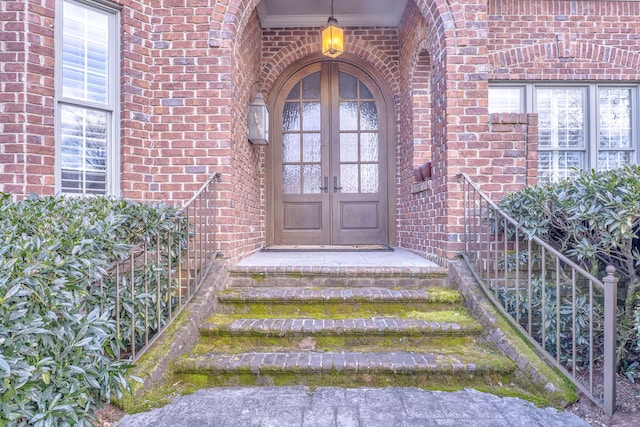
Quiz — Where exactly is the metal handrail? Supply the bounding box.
[104,172,221,363]
[456,173,617,415]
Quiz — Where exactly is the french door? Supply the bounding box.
[273,61,389,245]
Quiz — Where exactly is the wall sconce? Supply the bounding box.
[248,93,269,145]
[321,0,343,58]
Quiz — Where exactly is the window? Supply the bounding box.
[489,84,638,183]
[56,0,120,195]
[488,87,523,114]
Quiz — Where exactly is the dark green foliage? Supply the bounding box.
[497,277,596,369]
[499,166,640,381]
[0,193,186,425]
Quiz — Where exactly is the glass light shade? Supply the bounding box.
[248,93,269,145]
[321,17,344,58]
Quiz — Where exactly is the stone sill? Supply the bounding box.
[411,180,432,194]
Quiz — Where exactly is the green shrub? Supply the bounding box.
[499,166,640,381]
[0,193,185,425]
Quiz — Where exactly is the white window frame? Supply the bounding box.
[489,83,639,183]
[55,0,120,196]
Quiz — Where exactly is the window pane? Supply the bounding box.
[536,88,585,148]
[340,102,358,131]
[302,73,320,99]
[303,165,321,194]
[340,164,358,193]
[360,102,378,131]
[538,150,582,183]
[598,151,631,171]
[286,82,300,100]
[282,103,301,131]
[302,134,321,163]
[360,164,378,193]
[60,105,108,194]
[360,133,378,162]
[489,88,523,113]
[62,1,110,103]
[282,134,300,163]
[340,133,358,162]
[599,88,632,149]
[283,165,301,194]
[339,72,357,99]
[360,81,373,100]
[302,102,321,131]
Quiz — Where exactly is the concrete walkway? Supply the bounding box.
[116,387,589,427]
[235,247,440,268]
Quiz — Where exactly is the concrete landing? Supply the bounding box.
[115,386,589,427]
[236,247,439,269]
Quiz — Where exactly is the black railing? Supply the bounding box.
[101,173,221,362]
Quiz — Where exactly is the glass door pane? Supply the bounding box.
[338,71,379,194]
[282,72,322,194]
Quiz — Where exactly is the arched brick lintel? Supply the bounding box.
[260,36,401,98]
[489,42,640,75]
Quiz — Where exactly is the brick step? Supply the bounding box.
[195,333,481,355]
[218,286,461,304]
[200,317,483,337]
[174,350,516,377]
[228,266,448,288]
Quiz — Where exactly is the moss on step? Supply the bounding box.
[219,302,466,319]
[193,334,484,354]
[448,260,579,409]
[205,304,474,322]
[484,298,579,408]
[116,306,195,413]
[219,287,462,304]
[403,310,476,325]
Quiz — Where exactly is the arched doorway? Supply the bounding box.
[268,57,395,245]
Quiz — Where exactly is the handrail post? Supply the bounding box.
[602,265,618,416]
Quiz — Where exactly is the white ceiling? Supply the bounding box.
[256,0,410,28]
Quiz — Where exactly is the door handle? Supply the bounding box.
[333,176,342,193]
[320,176,329,193]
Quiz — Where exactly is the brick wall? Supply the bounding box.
[224,10,265,258]
[396,1,438,259]
[1,0,55,197]
[480,113,538,196]
[3,0,639,262]
[488,0,640,81]
[395,0,495,262]
[0,0,26,196]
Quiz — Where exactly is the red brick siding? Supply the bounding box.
[119,0,153,200]
[396,0,494,261]
[397,2,437,258]
[488,0,640,81]
[0,0,27,196]
[130,0,224,201]
[4,0,637,262]
[1,0,55,197]
[225,10,265,258]
[477,113,538,198]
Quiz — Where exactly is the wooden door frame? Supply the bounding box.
[265,53,397,246]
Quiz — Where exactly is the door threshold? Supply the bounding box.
[262,244,394,252]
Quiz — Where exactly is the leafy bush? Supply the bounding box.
[499,166,640,380]
[497,276,598,368]
[0,194,185,425]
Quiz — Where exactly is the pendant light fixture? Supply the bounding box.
[321,0,344,58]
